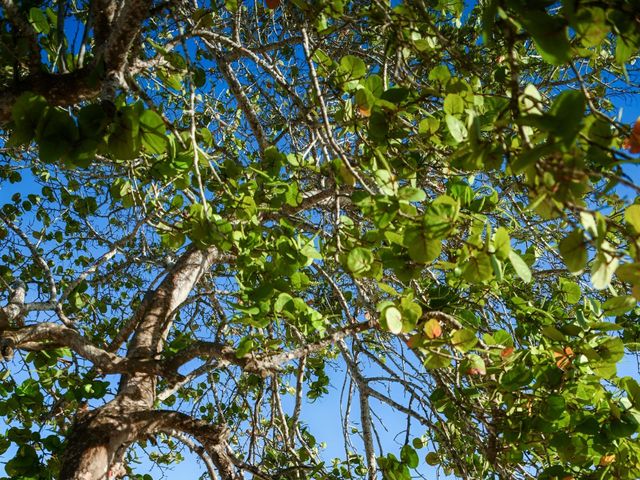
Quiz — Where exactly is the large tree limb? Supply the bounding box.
[0,0,154,126]
[134,410,240,480]
[0,281,26,331]
[60,406,236,480]
[100,0,152,71]
[119,245,229,407]
[165,320,373,376]
[0,322,190,385]
[127,245,230,359]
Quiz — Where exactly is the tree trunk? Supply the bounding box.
[59,407,133,480]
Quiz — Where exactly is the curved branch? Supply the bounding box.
[165,430,219,480]
[0,321,121,363]
[134,410,240,480]
[165,320,373,375]
[0,215,58,308]
[0,322,182,381]
[127,245,232,359]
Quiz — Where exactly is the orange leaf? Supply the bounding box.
[501,346,515,358]
[599,454,616,466]
[423,318,442,339]
[553,346,574,370]
[357,106,371,118]
[623,117,640,154]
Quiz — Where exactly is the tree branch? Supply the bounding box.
[0,0,41,71]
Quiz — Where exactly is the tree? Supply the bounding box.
[0,0,640,478]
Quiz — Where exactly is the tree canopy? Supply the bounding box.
[1,0,640,479]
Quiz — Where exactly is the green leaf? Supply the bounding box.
[140,110,168,154]
[622,377,640,408]
[383,306,403,334]
[559,279,581,304]
[419,117,440,135]
[500,364,534,391]
[368,111,389,142]
[398,186,426,202]
[400,297,422,332]
[235,337,255,358]
[596,337,625,363]
[446,114,467,143]
[29,8,50,34]
[339,55,366,90]
[559,230,587,273]
[374,169,396,195]
[300,242,322,262]
[274,293,293,313]
[625,205,640,234]
[541,325,565,342]
[78,104,109,139]
[443,94,464,116]
[424,349,451,369]
[365,75,384,97]
[549,90,586,145]
[574,7,609,47]
[463,354,486,375]
[340,55,366,78]
[591,245,619,290]
[159,71,183,91]
[602,295,637,316]
[428,65,451,84]
[404,228,441,263]
[451,328,477,353]
[425,452,439,466]
[224,0,238,12]
[37,108,79,163]
[508,251,532,283]
[355,87,375,114]
[541,394,566,421]
[616,36,635,65]
[579,211,598,238]
[347,247,374,275]
[10,92,48,146]
[424,195,459,238]
[401,444,419,469]
[285,182,303,207]
[492,227,511,260]
[520,10,571,65]
[462,253,493,283]
[107,104,142,160]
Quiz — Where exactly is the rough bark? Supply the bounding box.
[56,245,232,479]
[60,407,239,480]
[0,0,152,126]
